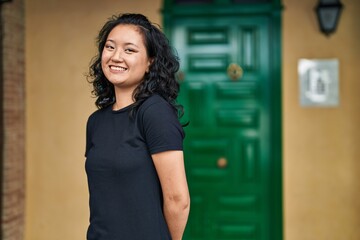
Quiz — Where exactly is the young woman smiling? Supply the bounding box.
[85,13,190,240]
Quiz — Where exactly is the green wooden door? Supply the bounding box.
[168,12,282,240]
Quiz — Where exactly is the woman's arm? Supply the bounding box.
[152,150,190,240]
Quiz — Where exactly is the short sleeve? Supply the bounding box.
[85,113,95,157]
[141,97,184,155]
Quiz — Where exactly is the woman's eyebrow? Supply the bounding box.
[106,39,139,48]
[124,42,139,48]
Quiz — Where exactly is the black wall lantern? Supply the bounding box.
[315,0,343,36]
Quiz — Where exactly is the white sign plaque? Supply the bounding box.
[298,59,339,107]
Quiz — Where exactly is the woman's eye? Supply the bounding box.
[125,48,135,53]
[105,45,114,50]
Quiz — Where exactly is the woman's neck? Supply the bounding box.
[113,88,135,111]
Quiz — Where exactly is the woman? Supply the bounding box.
[85,13,190,240]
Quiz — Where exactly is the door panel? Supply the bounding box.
[172,16,271,239]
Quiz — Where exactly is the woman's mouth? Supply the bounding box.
[110,65,127,72]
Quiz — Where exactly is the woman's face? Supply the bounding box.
[101,24,152,91]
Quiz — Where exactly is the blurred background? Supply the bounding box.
[1,0,359,239]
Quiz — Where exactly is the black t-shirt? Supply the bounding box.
[85,94,184,240]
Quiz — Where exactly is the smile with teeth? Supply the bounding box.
[110,65,127,71]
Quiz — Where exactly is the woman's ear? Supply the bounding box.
[146,58,154,73]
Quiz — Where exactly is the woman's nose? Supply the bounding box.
[111,50,124,62]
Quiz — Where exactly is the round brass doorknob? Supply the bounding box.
[227,63,243,81]
[217,157,228,169]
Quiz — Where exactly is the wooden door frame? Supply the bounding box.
[162,1,283,239]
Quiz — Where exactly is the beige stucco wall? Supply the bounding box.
[24,0,162,239]
[283,0,360,239]
[25,0,360,239]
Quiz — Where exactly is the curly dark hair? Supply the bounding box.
[87,13,184,118]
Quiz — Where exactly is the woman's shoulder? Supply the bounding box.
[87,106,111,122]
[139,94,172,111]
[143,94,168,105]
[137,94,178,120]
